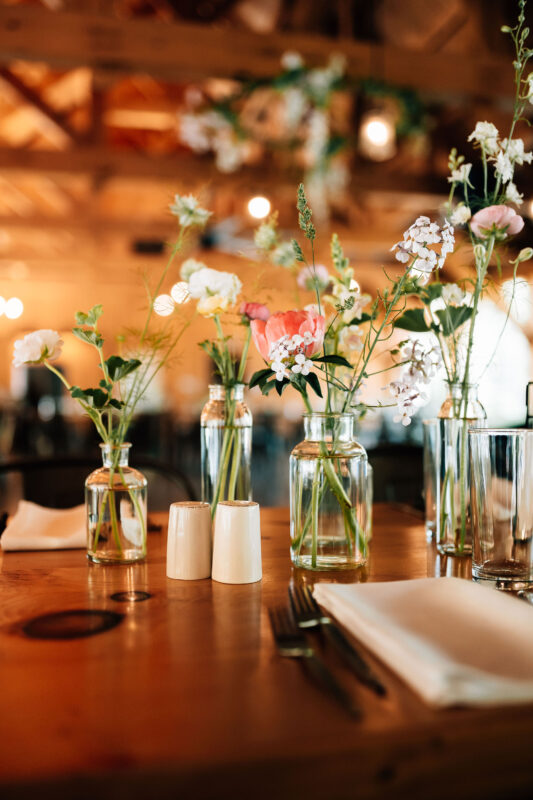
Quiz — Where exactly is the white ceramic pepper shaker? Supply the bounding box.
[166,501,212,580]
[211,501,262,585]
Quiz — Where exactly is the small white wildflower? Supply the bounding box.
[448,163,472,184]
[169,194,211,228]
[271,242,297,268]
[468,121,499,155]
[450,204,472,226]
[494,150,514,183]
[180,258,207,282]
[254,221,278,252]
[281,51,304,70]
[505,181,524,206]
[501,138,533,166]
[188,267,242,305]
[442,283,465,306]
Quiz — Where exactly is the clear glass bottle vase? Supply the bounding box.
[290,413,369,571]
[85,443,147,564]
[436,381,486,556]
[200,383,252,512]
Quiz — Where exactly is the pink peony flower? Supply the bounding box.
[470,205,524,238]
[251,309,325,361]
[240,302,270,322]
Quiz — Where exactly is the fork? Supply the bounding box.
[268,606,361,719]
[289,584,387,697]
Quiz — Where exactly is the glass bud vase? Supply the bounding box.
[290,413,368,571]
[201,383,252,513]
[436,381,486,556]
[85,443,148,564]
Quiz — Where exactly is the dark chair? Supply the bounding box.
[0,455,196,511]
[368,444,424,511]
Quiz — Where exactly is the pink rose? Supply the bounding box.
[251,309,325,361]
[470,205,524,238]
[240,302,270,322]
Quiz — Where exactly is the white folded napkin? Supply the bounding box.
[1,500,86,551]
[314,578,533,708]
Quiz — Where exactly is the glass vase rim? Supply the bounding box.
[469,427,533,437]
[303,411,355,420]
[99,441,132,451]
[444,379,479,389]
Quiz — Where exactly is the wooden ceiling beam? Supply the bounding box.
[0,5,514,98]
[0,67,82,144]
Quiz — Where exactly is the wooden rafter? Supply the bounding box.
[0,5,515,98]
[0,66,82,143]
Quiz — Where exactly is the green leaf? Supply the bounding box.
[72,327,104,348]
[75,304,103,327]
[313,354,352,368]
[304,372,323,398]
[99,379,112,391]
[424,284,443,304]
[394,309,430,332]
[108,398,124,410]
[104,355,142,382]
[261,378,278,396]
[435,306,473,336]
[249,368,272,389]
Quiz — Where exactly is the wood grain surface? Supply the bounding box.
[0,505,530,800]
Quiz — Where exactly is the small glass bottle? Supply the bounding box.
[85,443,147,564]
[436,381,486,556]
[200,383,252,512]
[290,412,368,571]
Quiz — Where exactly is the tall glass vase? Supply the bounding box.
[435,381,486,556]
[85,443,147,564]
[290,413,368,571]
[201,383,252,514]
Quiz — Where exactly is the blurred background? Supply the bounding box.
[0,0,531,511]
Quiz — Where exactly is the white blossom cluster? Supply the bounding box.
[388,339,441,426]
[169,194,212,228]
[466,122,532,205]
[269,333,319,381]
[391,217,455,285]
[180,111,247,174]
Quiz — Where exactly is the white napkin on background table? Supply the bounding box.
[1,500,86,551]
[314,577,533,708]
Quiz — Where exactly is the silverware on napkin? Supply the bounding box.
[289,584,387,697]
[268,605,361,719]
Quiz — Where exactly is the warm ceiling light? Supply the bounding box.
[359,111,396,162]
[170,282,190,304]
[248,196,271,219]
[5,297,23,319]
[153,294,175,316]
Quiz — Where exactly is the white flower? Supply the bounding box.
[153,294,175,316]
[505,181,524,206]
[528,73,533,103]
[284,87,308,129]
[188,267,242,306]
[213,130,246,173]
[267,333,319,381]
[180,258,207,282]
[442,283,465,306]
[304,109,329,164]
[170,282,190,304]
[450,204,472,226]
[448,163,472,184]
[281,51,304,70]
[468,121,499,155]
[387,339,441,425]
[179,113,212,153]
[338,325,363,355]
[501,138,533,166]
[169,194,212,228]
[494,150,513,183]
[13,330,63,367]
[271,242,297,268]
[254,221,278,252]
[391,217,454,282]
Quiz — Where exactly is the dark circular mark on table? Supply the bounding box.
[110,590,152,603]
[21,609,124,640]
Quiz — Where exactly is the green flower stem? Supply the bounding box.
[311,460,320,568]
[210,390,238,517]
[237,326,251,383]
[227,428,241,501]
[118,465,147,556]
[92,488,109,551]
[107,466,123,556]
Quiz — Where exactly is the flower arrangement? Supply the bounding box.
[12,194,211,559]
[249,185,450,568]
[392,0,533,553]
[177,256,263,514]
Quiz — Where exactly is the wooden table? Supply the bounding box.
[0,505,530,800]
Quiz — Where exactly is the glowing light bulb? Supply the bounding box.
[153,294,175,316]
[248,196,271,219]
[359,111,396,162]
[5,297,23,319]
[170,282,190,304]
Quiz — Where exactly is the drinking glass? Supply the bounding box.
[470,428,533,590]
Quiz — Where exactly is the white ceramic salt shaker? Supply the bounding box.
[166,501,212,580]
[211,501,262,585]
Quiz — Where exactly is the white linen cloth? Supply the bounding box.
[1,500,86,551]
[313,577,533,708]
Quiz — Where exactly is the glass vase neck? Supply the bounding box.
[208,383,244,401]
[100,443,131,468]
[439,381,486,421]
[303,412,354,443]
[446,380,479,401]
